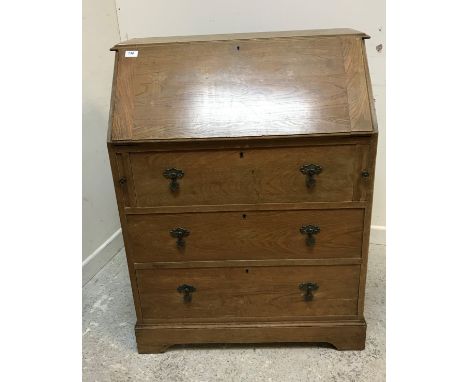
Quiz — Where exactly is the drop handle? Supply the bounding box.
[300,225,320,246]
[170,227,190,248]
[300,164,322,188]
[299,282,319,301]
[163,168,184,192]
[177,284,196,302]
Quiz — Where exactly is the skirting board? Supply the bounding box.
[370,225,386,245]
[82,228,124,286]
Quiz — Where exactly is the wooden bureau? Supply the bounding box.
[107,28,378,353]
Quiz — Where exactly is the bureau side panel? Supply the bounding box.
[357,133,378,317]
[107,145,143,321]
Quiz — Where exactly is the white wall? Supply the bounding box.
[82,0,123,283]
[115,0,386,235]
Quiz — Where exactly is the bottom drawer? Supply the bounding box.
[136,264,360,322]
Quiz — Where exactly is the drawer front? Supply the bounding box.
[128,145,363,206]
[127,208,364,262]
[136,265,360,322]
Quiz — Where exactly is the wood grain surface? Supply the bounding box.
[126,208,364,262]
[110,33,373,141]
[136,265,360,321]
[134,258,362,270]
[135,321,367,353]
[124,201,367,215]
[128,145,363,206]
[341,36,373,132]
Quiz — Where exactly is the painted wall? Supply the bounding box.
[114,0,386,230]
[82,0,122,266]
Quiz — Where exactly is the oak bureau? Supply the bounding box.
[107,28,378,353]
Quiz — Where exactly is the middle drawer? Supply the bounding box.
[126,208,364,262]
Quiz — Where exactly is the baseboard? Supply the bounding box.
[370,225,386,245]
[82,228,124,286]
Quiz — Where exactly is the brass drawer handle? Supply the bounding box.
[299,282,319,301]
[177,284,196,302]
[163,168,184,192]
[299,224,320,246]
[170,227,190,248]
[300,164,322,188]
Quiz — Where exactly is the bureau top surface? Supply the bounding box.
[109,29,376,142]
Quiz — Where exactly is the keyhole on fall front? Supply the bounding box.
[245,269,249,274]
[242,214,247,219]
[239,151,244,158]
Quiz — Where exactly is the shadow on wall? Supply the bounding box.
[82,98,120,262]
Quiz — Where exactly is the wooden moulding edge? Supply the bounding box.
[108,131,377,148]
[124,202,368,215]
[134,258,363,270]
[135,319,366,330]
[110,29,370,50]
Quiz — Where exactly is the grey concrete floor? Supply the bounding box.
[83,244,385,382]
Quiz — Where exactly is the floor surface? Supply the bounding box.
[83,244,385,382]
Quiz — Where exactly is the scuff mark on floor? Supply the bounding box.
[91,294,109,312]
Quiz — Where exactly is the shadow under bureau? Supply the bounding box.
[107,28,378,353]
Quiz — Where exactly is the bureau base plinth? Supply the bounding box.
[135,320,367,353]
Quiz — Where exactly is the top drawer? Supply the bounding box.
[118,144,370,207]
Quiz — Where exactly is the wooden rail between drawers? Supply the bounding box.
[134,258,362,269]
[124,201,368,215]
